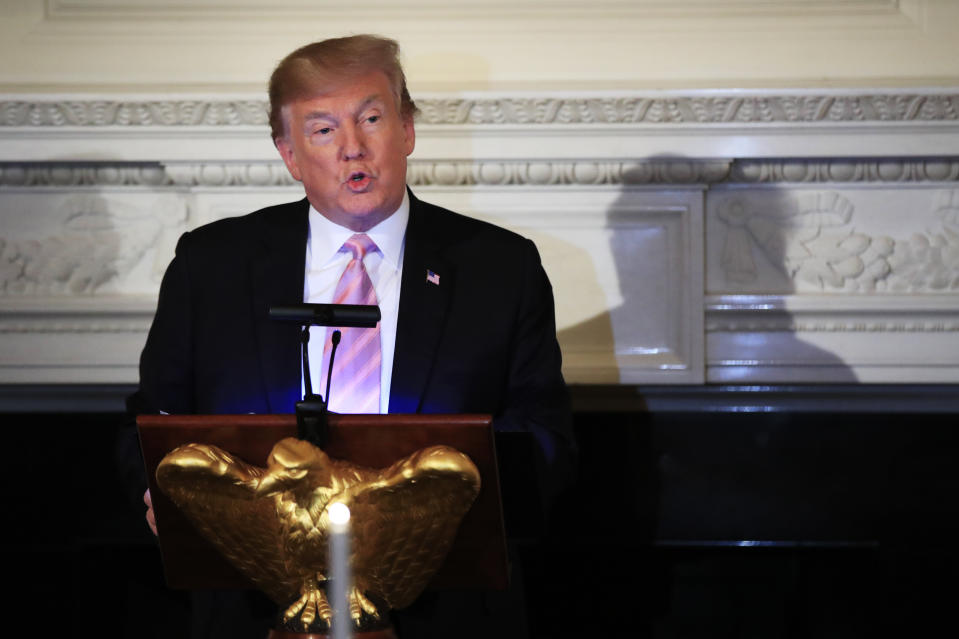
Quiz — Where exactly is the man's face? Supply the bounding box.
[275,71,415,232]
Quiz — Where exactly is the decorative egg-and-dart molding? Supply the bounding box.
[2,159,958,189]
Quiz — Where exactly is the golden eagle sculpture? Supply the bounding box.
[156,437,481,632]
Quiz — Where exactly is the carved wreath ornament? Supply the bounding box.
[718,190,959,293]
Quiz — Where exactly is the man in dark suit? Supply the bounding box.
[129,34,573,638]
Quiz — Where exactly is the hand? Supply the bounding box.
[144,488,158,536]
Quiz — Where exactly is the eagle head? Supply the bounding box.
[254,437,332,497]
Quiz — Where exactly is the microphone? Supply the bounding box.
[302,326,314,397]
[270,304,380,327]
[325,330,341,408]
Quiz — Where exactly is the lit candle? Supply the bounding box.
[328,501,352,639]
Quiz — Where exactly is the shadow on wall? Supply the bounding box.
[0,164,186,298]
[0,191,126,295]
[710,174,861,383]
[550,160,859,385]
[550,162,693,385]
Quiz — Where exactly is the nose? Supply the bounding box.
[340,123,366,161]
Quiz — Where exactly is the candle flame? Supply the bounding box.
[329,501,351,525]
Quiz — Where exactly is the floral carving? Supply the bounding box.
[0,195,186,295]
[2,94,956,127]
[0,100,267,127]
[885,190,959,292]
[717,190,959,293]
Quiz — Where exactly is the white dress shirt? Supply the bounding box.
[302,191,409,413]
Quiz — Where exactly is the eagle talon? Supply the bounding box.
[284,578,332,630]
[349,587,380,622]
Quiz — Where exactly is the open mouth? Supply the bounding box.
[346,171,372,191]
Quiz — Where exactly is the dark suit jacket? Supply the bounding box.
[132,191,572,456]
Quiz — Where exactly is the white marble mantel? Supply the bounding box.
[1,89,958,386]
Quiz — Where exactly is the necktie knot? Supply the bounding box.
[344,233,377,260]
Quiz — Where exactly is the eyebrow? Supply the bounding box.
[301,94,384,124]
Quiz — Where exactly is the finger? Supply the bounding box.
[146,507,158,536]
[144,489,158,535]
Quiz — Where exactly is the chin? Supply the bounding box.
[338,208,390,231]
[346,197,396,218]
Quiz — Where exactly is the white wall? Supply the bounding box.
[1,0,958,385]
[2,1,958,92]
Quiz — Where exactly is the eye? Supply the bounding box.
[366,115,380,124]
[314,126,332,135]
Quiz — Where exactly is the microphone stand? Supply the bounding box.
[296,327,341,447]
[269,303,380,448]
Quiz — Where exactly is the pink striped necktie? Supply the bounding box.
[321,234,381,414]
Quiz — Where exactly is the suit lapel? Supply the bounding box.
[389,194,454,413]
[250,199,309,413]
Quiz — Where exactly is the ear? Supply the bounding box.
[401,114,416,157]
[274,136,302,182]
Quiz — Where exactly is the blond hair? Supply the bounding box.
[268,34,418,141]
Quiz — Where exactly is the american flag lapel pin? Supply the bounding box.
[426,269,440,285]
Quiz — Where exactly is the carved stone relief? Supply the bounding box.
[407,160,731,186]
[2,94,956,127]
[5,158,958,190]
[0,164,170,187]
[710,189,959,294]
[0,160,732,189]
[0,192,187,295]
[0,100,268,127]
[729,159,959,183]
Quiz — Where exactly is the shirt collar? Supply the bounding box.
[308,190,409,269]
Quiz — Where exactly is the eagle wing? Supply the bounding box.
[155,442,301,604]
[337,445,482,610]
